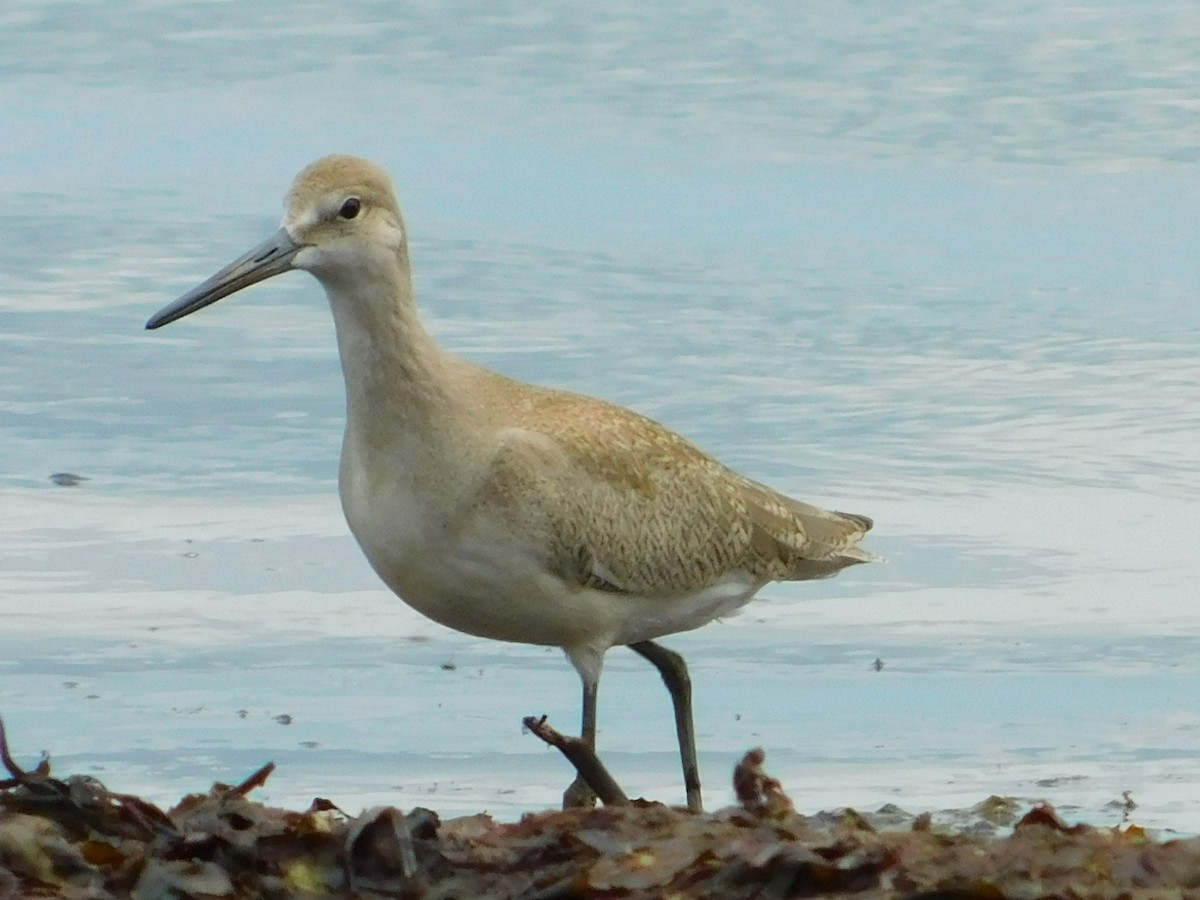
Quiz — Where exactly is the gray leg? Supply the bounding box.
[630,640,703,813]
[562,673,599,808]
[581,675,597,748]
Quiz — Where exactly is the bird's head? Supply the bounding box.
[146,154,407,330]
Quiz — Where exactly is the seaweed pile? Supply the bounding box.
[1,719,1198,898]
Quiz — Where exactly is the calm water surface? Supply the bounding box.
[1,2,1199,830]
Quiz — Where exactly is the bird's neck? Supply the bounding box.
[322,259,455,449]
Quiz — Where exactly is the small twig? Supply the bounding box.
[233,761,276,796]
[0,716,24,778]
[0,715,37,788]
[0,716,177,840]
[523,715,629,807]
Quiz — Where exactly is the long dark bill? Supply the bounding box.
[145,228,300,330]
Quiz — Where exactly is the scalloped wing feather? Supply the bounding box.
[483,383,874,599]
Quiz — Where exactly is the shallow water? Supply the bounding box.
[1,2,1199,830]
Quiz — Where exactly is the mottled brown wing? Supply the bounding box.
[495,389,873,598]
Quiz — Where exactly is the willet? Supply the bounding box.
[146,155,874,813]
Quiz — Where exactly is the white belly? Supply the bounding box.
[340,457,596,646]
[342,475,760,654]
[339,437,763,654]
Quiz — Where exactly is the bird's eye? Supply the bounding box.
[339,197,362,219]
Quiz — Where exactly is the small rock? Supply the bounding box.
[49,473,88,487]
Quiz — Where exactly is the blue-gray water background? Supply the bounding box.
[1,2,1198,829]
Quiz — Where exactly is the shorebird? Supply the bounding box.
[146,155,874,813]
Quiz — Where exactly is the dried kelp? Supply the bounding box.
[3,717,1200,898]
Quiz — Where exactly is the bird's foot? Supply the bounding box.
[562,776,598,809]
